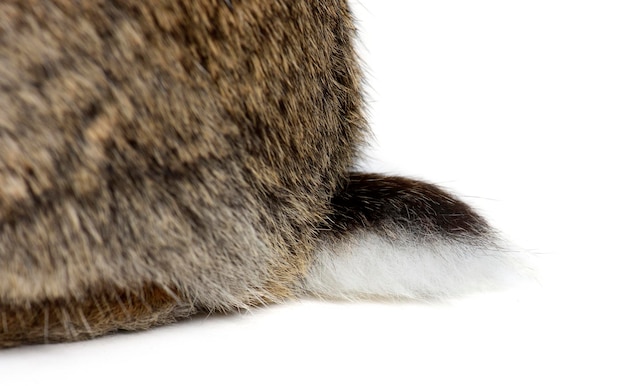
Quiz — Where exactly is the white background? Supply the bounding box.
[2,0,625,384]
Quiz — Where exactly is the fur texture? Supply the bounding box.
[305,175,522,300]
[0,0,517,348]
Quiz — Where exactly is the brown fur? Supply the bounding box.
[1,1,495,348]
[1,0,364,347]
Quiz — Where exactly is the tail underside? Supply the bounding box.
[303,173,526,300]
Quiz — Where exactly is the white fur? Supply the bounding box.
[304,231,528,300]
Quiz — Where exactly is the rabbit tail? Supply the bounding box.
[304,173,525,300]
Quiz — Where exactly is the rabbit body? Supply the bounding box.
[0,0,514,347]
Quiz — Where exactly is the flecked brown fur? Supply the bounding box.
[1,0,496,347]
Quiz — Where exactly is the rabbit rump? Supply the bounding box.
[0,0,519,348]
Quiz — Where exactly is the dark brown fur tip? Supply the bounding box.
[325,173,492,240]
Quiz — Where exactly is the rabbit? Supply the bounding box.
[0,0,521,348]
